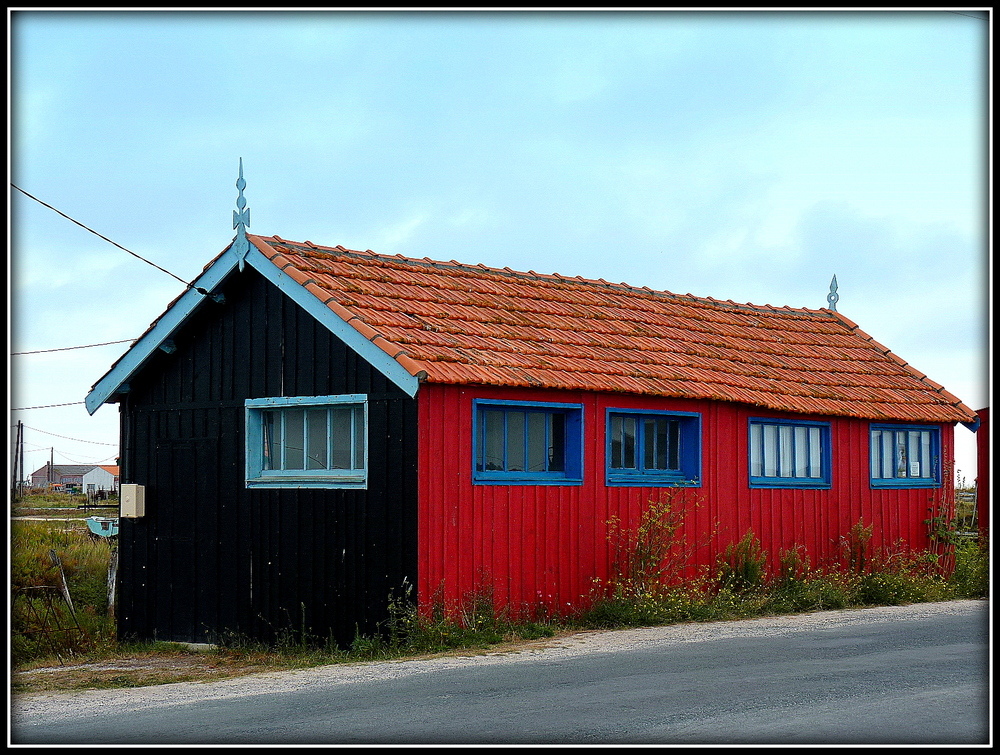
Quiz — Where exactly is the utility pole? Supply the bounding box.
[11,421,23,501]
[19,424,24,497]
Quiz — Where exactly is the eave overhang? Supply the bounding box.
[84,238,422,414]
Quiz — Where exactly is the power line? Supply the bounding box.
[12,401,86,411]
[12,183,191,286]
[12,338,135,355]
[54,448,118,465]
[20,441,117,463]
[11,183,218,296]
[20,425,117,445]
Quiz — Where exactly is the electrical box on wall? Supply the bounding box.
[120,484,146,518]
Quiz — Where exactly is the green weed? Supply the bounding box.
[718,530,768,593]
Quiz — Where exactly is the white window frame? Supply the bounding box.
[245,394,368,489]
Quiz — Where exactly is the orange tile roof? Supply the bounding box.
[249,234,975,424]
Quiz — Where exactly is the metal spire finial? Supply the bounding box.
[233,158,251,271]
[827,274,839,311]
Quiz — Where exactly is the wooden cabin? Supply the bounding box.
[87,217,977,647]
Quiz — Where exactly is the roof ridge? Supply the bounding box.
[262,236,833,319]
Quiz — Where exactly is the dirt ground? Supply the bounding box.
[11,631,580,696]
[12,652,293,694]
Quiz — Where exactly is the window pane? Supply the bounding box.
[666,420,680,471]
[870,430,882,479]
[778,425,793,478]
[353,405,365,471]
[894,431,907,478]
[763,424,777,477]
[526,412,547,472]
[330,406,353,469]
[507,411,526,472]
[907,431,921,478]
[548,413,565,472]
[482,410,504,471]
[920,431,931,479]
[306,408,328,470]
[643,419,655,470]
[621,416,637,470]
[794,426,808,477]
[881,432,894,478]
[284,408,305,470]
[750,423,762,477]
[263,410,281,471]
[610,415,624,469]
[808,426,822,478]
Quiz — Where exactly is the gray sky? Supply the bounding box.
[9,9,990,483]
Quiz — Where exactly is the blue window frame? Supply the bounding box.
[606,409,701,486]
[748,417,831,489]
[245,395,367,489]
[869,424,941,488]
[473,399,583,485]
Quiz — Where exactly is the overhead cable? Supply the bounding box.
[20,425,117,445]
[11,183,218,296]
[12,338,135,355]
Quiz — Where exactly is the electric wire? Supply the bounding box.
[12,401,87,411]
[20,425,117,445]
[12,339,135,355]
[11,183,217,296]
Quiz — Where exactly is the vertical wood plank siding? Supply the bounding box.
[117,268,418,647]
[417,383,954,617]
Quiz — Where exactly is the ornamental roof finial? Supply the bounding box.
[827,274,839,311]
[233,158,251,271]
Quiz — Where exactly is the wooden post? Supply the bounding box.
[48,549,76,619]
[107,547,118,618]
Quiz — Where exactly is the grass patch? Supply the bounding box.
[12,491,117,518]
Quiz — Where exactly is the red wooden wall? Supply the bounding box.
[416,382,955,617]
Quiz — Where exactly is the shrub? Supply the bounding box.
[717,530,768,593]
[840,519,873,573]
[605,492,693,598]
[950,536,989,598]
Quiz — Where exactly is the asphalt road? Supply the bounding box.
[11,600,990,745]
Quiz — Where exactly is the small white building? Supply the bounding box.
[82,465,119,495]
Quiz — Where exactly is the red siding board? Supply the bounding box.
[418,383,956,618]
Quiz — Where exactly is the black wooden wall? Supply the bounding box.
[115,266,418,647]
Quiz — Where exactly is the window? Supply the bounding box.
[869,424,940,488]
[245,395,367,488]
[606,409,701,486]
[473,399,583,484]
[749,417,830,488]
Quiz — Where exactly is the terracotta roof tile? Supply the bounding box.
[249,235,975,424]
